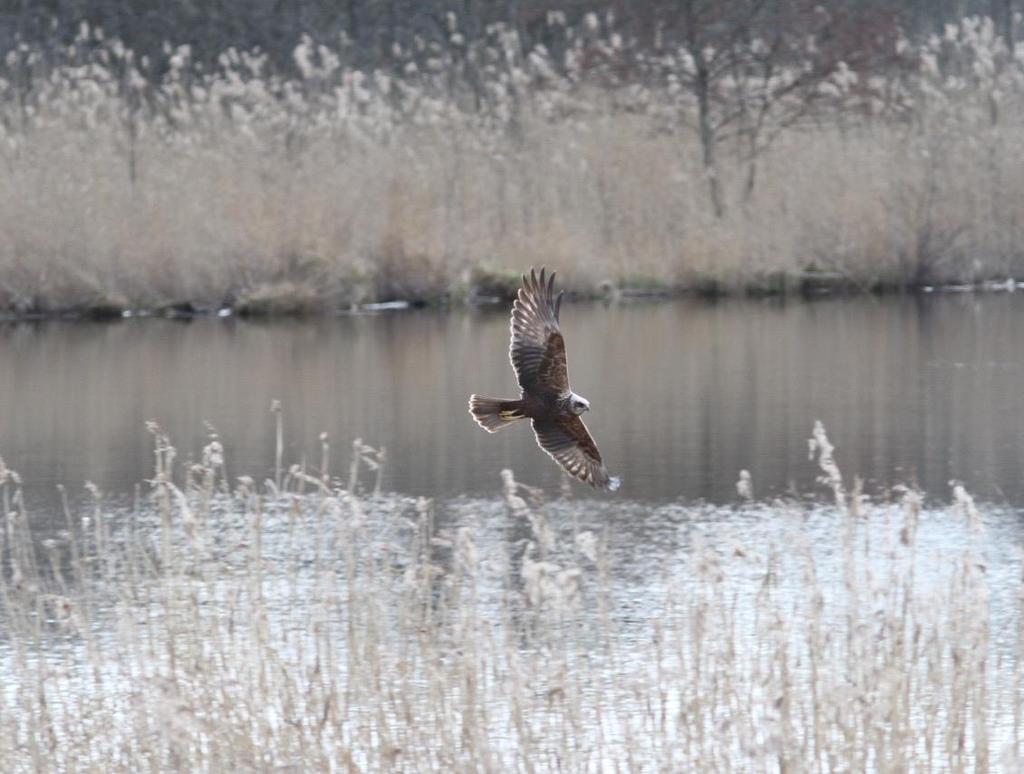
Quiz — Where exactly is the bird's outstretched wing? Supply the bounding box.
[510,267,568,393]
[531,416,620,491]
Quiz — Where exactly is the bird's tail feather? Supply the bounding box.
[468,395,526,433]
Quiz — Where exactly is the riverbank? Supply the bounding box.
[0,268,1021,324]
[5,115,1024,319]
[4,17,1024,319]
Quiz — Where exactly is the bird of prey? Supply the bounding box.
[468,268,620,491]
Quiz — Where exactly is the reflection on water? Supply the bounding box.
[2,293,1024,511]
[1,288,1023,768]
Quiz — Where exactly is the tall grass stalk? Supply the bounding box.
[1,16,1024,313]
[0,420,1020,770]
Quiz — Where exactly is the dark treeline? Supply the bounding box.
[0,0,1017,71]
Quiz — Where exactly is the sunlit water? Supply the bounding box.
[3,293,1024,768]
[1,488,1020,768]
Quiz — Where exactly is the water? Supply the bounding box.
[3,292,1024,769]
[2,292,1024,510]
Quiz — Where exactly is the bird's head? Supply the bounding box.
[569,393,591,415]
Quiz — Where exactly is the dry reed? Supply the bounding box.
[1,16,1024,314]
[0,417,1020,770]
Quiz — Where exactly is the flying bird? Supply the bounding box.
[468,268,620,491]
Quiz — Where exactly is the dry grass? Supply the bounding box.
[2,17,1024,314]
[0,418,1021,771]
[4,117,1024,315]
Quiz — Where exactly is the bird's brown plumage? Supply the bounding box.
[531,415,616,490]
[468,267,620,491]
[509,268,568,393]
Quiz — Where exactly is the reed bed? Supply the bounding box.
[2,16,1024,314]
[0,417,1020,771]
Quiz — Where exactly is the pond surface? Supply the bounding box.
[3,292,1024,770]
[3,292,1024,510]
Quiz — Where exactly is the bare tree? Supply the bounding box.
[616,1,900,216]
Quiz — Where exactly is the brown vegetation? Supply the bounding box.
[0,13,1022,315]
[0,420,1017,770]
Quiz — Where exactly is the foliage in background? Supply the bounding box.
[0,1,1017,69]
[1,5,1024,312]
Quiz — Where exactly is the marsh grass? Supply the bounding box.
[0,417,1022,770]
[4,114,1022,314]
[3,17,1024,314]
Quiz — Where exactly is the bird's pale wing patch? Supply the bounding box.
[510,268,568,393]
[531,416,619,491]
